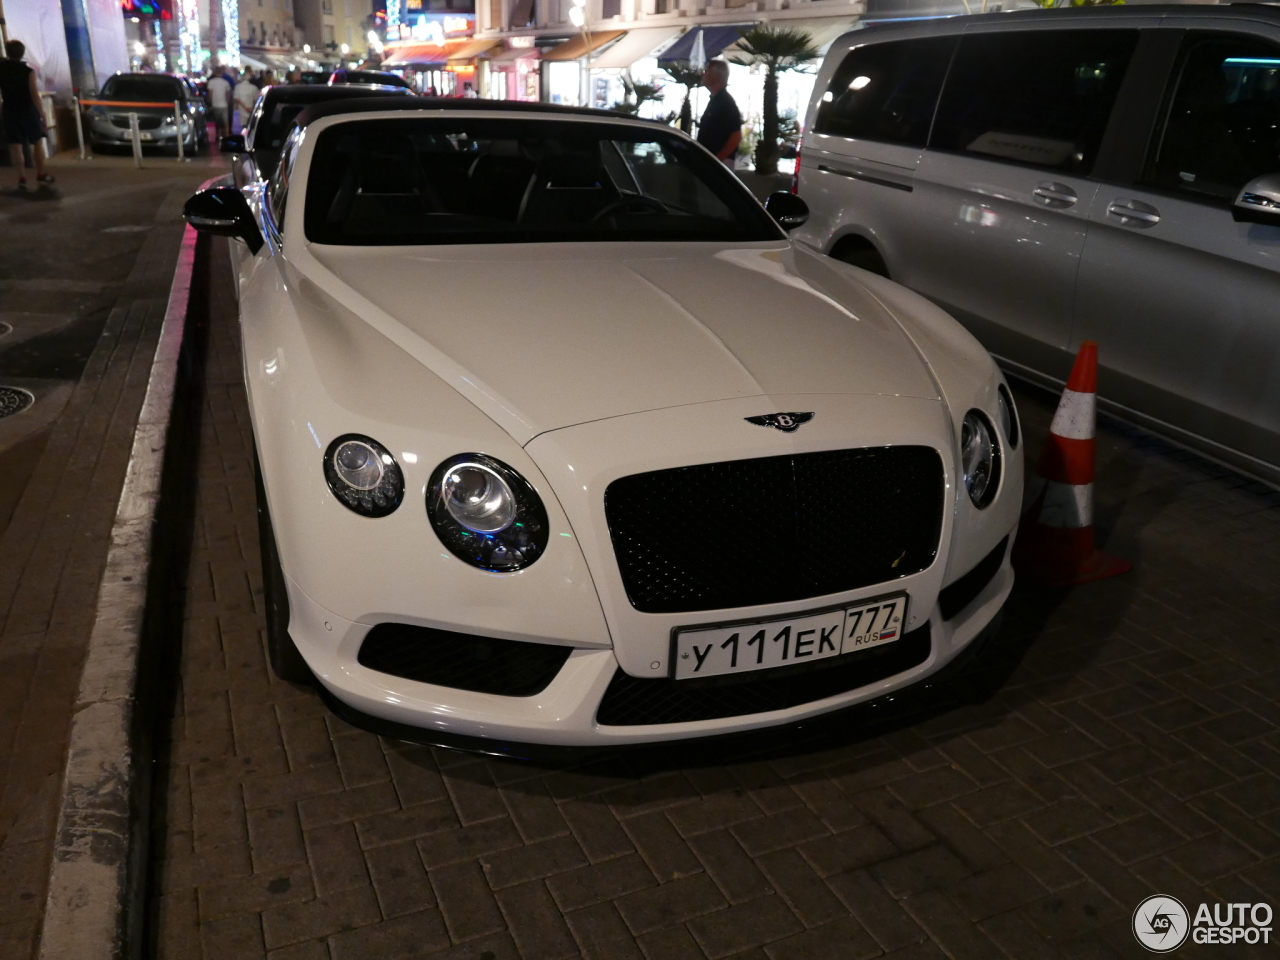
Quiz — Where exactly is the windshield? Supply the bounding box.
[101,75,183,102]
[304,117,781,246]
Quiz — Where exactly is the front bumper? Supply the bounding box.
[287,533,1014,750]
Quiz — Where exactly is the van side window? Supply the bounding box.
[1142,33,1280,202]
[813,37,956,147]
[930,29,1138,174]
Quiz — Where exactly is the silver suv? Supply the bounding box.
[797,5,1280,486]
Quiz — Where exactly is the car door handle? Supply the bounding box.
[1032,182,1078,207]
[1107,199,1161,227]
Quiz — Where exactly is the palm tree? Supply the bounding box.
[662,63,703,134]
[729,25,821,175]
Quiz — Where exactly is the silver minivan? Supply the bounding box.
[797,5,1280,486]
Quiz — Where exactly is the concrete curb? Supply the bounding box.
[36,220,201,960]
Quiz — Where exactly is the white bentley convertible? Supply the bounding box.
[182,99,1023,754]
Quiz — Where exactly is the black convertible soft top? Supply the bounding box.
[294,96,650,128]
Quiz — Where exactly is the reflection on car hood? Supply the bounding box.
[298,241,940,445]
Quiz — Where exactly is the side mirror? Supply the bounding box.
[765,191,809,232]
[220,134,247,153]
[1232,173,1280,225]
[182,186,264,254]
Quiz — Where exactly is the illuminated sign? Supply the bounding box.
[121,0,173,19]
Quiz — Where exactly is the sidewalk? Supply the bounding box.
[147,235,1280,958]
[0,150,226,960]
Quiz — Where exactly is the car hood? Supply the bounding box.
[296,241,940,445]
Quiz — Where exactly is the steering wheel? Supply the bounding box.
[591,195,669,221]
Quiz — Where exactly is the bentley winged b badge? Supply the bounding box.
[745,412,815,433]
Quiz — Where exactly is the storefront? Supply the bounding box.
[539,30,625,106]
[483,40,540,101]
[381,13,477,94]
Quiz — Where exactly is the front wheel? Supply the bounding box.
[254,448,313,685]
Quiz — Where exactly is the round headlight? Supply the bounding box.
[428,453,549,571]
[961,411,1000,508]
[324,434,404,517]
[996,384,1019,449]
[442,462,517,533]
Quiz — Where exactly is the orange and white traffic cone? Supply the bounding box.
[1013,340,1131,588]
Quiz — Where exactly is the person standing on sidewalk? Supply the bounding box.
[0,40,54,191]
[233,70,259,135]
[207,67,232,140]
[696,59,742,167]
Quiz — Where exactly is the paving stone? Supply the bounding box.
[561,798,636,861]
[851,787,937,851]
[357,797,460,850]
[430,860,506,942]
[198,864,316,921]
[327,909,449,960]
[304,823,370,896]
[615,873,727,935]
[901,889,1003,960]
[623,810,704,882]
[798,824,897,878]
[565,902,645,960]
[365,841,435,918]
[414,815,521,868]
[495,880,580,960]
[762,915,882,960]
[871,845,973,899]
[947,863,1047,923]
[545,853,657,913]
[826,870,927,951]
[690,829,773,905]
[261,885,381,950]
[687,894,804,959]
[480,834,588,890]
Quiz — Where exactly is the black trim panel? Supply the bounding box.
[939,537,1008,621]
[818,164,914,192]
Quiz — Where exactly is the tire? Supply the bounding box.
[254,449,313,685]
[830,238,890,279]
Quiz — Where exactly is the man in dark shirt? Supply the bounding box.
[0,40,53,190]
[695,59,742,164]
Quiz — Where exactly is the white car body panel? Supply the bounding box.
[225,107,1022,748]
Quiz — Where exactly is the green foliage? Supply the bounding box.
[614,75,664,115]
[727,25,821,175]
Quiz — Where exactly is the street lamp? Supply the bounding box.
[569,0,591,107]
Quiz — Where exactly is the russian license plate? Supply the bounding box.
[672,594,908,680]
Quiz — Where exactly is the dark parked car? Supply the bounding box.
[329,69,413,89]
[221,83,414,183]
[86,73,208,154]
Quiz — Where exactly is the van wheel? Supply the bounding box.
[830,238,890,279]
[254,449,313,685]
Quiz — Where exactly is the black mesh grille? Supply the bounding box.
[357,623,571,697]
[604,447,945,614]
[597,623,931,725]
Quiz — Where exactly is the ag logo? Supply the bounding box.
[1133,895,1190,953]
[745,412,815,433]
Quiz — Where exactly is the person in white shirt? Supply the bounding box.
[206,68,232,139]
[233,72,259,135]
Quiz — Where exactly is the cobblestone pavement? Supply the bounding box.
[150,237,1280,960]
[0,152,226,960]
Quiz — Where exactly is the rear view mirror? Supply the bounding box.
[1232,173,1280,225]
[220,134,247,153]
[183,186,264,253]
[765,191,810,231]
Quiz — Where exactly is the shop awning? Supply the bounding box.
[657,24,753,65]
[588,27,684,69]
[382,42,450,66]
[447,37,504,64]
[541,30,627,61]
[489,43,541,63]
[721,17,860,59]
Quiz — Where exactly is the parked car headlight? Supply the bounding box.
[961,411,1000,508]
[323,434,404,517]
[996,384,1019,449]
[428,453,549,571]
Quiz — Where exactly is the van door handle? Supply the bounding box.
[1032,182,1078,207]
[1107,199,1161,227]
